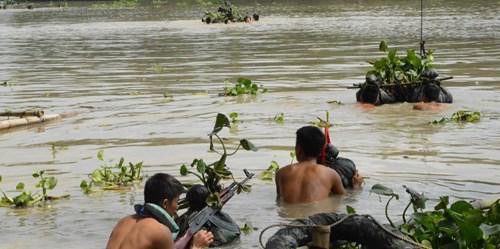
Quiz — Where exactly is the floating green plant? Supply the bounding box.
[273,113,284,124]
[370,184,500,249]
[1,80,14,87]
[368,40,434,85]
[229,112,239,123]
[258,161,279,181]
[179,113,257,207]
[346,205,356,215]
[309,111,332,128]
[202,0,246,24]
[80,150,143,194]
[0,171,68,208]
[430,110,481,124]
[222,78,267,96]
[240,222,257,235]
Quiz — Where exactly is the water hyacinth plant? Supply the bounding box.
[430,110,481,124]
[368,40,434,85]
[370,184,500,249]
[258,161,280,181]
[179,113,257,208]
[80,150,143,194]
[273,113,284,124]
[222,78,267,96]
[309,111,332,128]
[240,222,256,235]
[202,0,245,24]
[229,112,239,123]
[0,171,68,208]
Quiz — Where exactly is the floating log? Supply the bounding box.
[0,114,61,130]
[0,110,45,118]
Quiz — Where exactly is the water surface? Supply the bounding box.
[1,0,499,248]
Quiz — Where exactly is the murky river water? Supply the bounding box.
[1,0,499,248]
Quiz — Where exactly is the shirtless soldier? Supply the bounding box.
[106,173,213,249]
[276,126,354,204]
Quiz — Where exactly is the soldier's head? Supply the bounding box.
[144,173,185,216]
[360,83,380,105]
[295,126,325,161]
[422,83,441,102]
[186,184,210,212]
[244,16,251,23]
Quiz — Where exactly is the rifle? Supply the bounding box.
[175,169,254,249]
[346,76,453,89]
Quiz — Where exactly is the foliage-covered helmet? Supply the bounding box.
[325,144,339,163]
[422,69,439,80]
[366,74,380,85]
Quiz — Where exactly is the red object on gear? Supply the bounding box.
[321,127,331,162]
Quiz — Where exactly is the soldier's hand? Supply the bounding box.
[352,170,364,188]
[192,230,214,249]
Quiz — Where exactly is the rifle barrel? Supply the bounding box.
[220,172,254,204]
[188,170,254,232]
[347,76,453,89]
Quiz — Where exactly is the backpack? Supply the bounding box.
[323,144,357,188]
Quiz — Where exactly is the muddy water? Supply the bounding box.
[0,0,499,248]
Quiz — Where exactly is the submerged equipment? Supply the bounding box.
[323,144,357,188]
[178,210,241,247]
[319,126,357,188]
[261,212,427,249]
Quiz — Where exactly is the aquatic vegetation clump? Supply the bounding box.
[371,184,500,249]
[0,171,68,208]
[240,222,256,235]
[273,113,284,124]
[223,78,267,96]
[80,150,143,194]
[179,113,257,208]
[368,40,434,85]
[1,80,14,86]
[430,110,481,124]
[258,161,279,181]
[229,112,239,123]
[309,111,332,128]
[353,40,453,105]
[202,0,258,24]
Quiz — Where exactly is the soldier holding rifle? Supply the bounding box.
[106,173,213,249]
[107,170,253,249]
